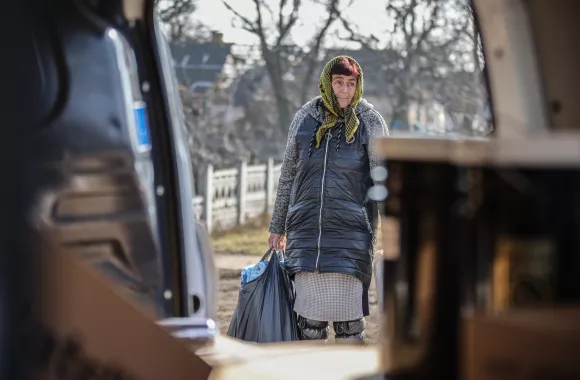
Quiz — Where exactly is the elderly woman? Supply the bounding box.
[268,56,389,342]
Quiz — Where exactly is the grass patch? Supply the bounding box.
[210,214,271,255]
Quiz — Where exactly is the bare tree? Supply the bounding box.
[339,0,475,125]
[221,0,302,130]
[385,0,465,121]
[156,0,209,41]
[222,0,347,130]
[297,0,351,104]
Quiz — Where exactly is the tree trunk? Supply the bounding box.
[274,89,292,131]
[263,50,292,132]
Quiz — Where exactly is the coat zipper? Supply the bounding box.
[315,131,332,271]
[362,206,373,234]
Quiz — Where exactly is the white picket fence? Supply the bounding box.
[193,158,282,234]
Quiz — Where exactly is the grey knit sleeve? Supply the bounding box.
[363,109,389,231]
[365,109,389,178]
[268,110,306,235]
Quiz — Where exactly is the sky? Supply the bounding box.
[193,0,392,47]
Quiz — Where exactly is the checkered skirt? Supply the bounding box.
[293,271,364,322]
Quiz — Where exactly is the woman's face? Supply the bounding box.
[331,74,357,108]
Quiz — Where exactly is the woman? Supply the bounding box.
[268,56,389,342]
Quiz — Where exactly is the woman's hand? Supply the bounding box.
[268,233,286,250]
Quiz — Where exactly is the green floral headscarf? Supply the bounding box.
[316,56,364,148]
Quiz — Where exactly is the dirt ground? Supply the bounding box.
[215,254,382,344]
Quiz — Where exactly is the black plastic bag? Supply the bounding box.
[227,249,299,343]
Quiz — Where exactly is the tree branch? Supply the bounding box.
[156,0,200,40]
[221,0,261,35]
[299,0,341,103]
[415,2,441,49]
[261,1,276,19]
[276,0,301,47]
[278,0,287,37]
[338,16,380,51]
[156,0,196,23]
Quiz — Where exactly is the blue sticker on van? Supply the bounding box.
[134,102,151,150]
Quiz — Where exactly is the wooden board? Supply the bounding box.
[39,235,213,380]
[202,336,381,380]
[463,308,580,380]
[373,133,580,167]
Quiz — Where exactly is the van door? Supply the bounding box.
[0,0,216,339]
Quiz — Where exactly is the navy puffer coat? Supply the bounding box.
[269,97,389,287]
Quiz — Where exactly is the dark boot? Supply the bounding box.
[297,315,329,341]
[333,318,365,344]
